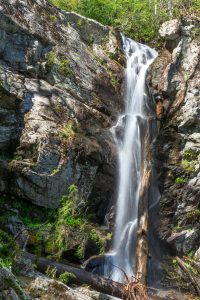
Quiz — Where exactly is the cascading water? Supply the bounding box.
[106,35,158,282]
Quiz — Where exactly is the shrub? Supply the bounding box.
[58,271,76,283]
[49,0,200,44]
[0,229,20,267]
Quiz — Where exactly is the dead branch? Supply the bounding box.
[176,256,200,296]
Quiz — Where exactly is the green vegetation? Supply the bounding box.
[46,50,73,77]
[0,195,53,259]
[186,209,200,219]
[45,266,57,279]
[13,152,23,161]
[0,229,20,268]
[59,120,76,141]
[51,168,59,176]
[0,187,110,264]
[50,0,200,44]
[45,184,86,258]
[183,148,199,161]
[46,184,111,259]
[46,266,76,284]
[175,176,187,185]
[182,159,196,173]
[58,271,76,284]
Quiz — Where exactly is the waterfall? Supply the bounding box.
[107,35,158,282]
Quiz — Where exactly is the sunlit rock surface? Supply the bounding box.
[0,0,124,215]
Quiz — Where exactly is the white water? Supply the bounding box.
[108,36,158,282]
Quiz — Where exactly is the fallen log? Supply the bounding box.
[23,252,124,299]
[22,252,159,300]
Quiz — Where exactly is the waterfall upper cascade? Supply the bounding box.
[106,36,158,282]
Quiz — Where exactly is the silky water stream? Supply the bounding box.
[104,35,159,283]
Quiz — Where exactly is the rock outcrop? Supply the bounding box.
[0,0,124,219]
[150,17,200,292]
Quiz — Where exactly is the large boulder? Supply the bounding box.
[159,19,181,40]
[27,276,108,300]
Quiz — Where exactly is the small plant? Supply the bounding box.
[46,50,57,67]
[90,229,105,254]
[107,69,119,89]
[51,168,59,176]
[59,120,77,143]
[46,266,57,279]
[186,209,200,219]
[0,229,20,268]
[76,18,85,29]
[175,176,187,185]
[172,259,177,265]
[182,159,196,173]
[91,92,101,107]
[57,59,73,77]
[188,250,195,259]
[49,14,58,22]
[108,52,116,60]
[75,244,85,259]
[106,232,112,240]
[183,149,198,161]
[58,272,76,284]
[13,152,23,161]
[65,215,84,228]
[46,50,73,77]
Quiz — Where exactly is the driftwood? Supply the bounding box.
[176,256,200,296]
[22,252,160,300]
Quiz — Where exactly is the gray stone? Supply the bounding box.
[28,277,96,300]
[0,267,30,300]
[159,19,181,40]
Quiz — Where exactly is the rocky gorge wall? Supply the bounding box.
[0,0,124,222]
[150,17,200,292]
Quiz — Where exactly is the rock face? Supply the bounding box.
[150,17,200,287]
[0,0,124,218]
